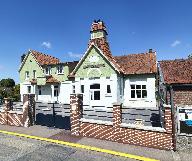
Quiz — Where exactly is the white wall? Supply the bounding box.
[75,74,118,108]
[59,81,72,104]
[123,74,157,109]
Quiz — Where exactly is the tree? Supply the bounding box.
[188,54,192,59]
[0,78,15,88]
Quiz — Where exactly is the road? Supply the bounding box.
[0,133,134,161]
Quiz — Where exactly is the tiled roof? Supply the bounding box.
[114,52,157,75]
[46,75,60,83]
[31,50,60,65]
[159,59,192,84]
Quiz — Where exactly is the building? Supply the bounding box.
[19,50,78,103]
[19,20,158,109]
[70,20,158,109]
[159,58,192,134]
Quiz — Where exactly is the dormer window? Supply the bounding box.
[45,66,51,75]
[57,65,64,74]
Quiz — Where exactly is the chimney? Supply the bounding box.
[88,20,112,58]
[21,54,26,63]
[149,49,153,53]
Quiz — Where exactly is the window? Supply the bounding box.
[107,85,111,93]
[131,84,147,99]
[57,65,63,74]
[25,71,29,80]
[33,70,36,78]
[45,66,51,75]
[38,86,41,95]
[72,85,75,94]
[27,86,31,94]
[54,85,59,97]
[81,85,84,93]
[90,84,100,100]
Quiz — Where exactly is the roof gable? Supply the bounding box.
[70,44,121,77]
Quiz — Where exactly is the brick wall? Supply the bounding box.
[166,86,192,106]
[70,95,174,150]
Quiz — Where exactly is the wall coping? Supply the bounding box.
[120,123,166,133]
[80,118,113,126]
[163,104,171,108]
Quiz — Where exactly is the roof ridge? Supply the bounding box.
[114,52,156,58]
[30,49,60,60]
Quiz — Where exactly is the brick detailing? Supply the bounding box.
[69,95,173,150]
[113,104,122,142]
[164,106,173,134]
[7,113,23,126]
[173,90,192,106]
[0,94,35,127]
[70,94,83,136]
[0,112,7,125]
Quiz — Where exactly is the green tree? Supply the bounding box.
[0,78,15,88]
[188,54,192,59]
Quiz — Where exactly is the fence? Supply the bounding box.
[70,94,174,150]
[35,102,71,129]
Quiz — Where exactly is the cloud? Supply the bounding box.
[171,40,181,47]
[68,52,82,59]
[41,41,51,49]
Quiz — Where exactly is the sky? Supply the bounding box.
[0,0,192,83]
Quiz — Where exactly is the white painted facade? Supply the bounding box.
[123,74,157,109]
[20,81,72,104]
[74,74,118,108]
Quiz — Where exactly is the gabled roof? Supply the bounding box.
[159,59,192,84]
[69,44,123,77]
[31,50,60,65]
[19,50,61,72]
[114,52,157,75]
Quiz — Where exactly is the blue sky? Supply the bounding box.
[0,0,192,83]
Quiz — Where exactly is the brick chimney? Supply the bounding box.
[88,20,112,58]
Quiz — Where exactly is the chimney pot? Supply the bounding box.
[149,49,153,53]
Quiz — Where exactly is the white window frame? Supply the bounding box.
[27,86,31,94]
[90,84,100,100]
[45,66,51,75]
[57,65,64,74]
[33,70,36,79]
[25,71,29,80]
[130,84,147,100]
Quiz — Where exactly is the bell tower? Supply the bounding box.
[90,20,108,40]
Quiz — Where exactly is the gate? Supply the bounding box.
[35,102,71,130]
[177,106,192,134]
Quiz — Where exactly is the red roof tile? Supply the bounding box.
[31,50,60,65]
[114,52,157,75]
[159,59,192,84]
[46,75,60,83]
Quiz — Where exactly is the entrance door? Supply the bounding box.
[89,84,100,107]
[53,85,59,102]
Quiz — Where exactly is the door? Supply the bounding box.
[89,83,100,107]
[53,85,59,102]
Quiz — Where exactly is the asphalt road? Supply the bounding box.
[0,133,135,161]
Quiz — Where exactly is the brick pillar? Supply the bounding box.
[164,104,173,133]
[23,94,36,126]
[113,103,122,142]
[70,94,83,136]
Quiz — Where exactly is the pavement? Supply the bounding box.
[0,124,186,161]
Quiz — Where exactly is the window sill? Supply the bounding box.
[129,98,149,101]
[57,73,64,75]
[105,94,112,97]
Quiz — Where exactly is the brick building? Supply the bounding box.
[159,58,192,134]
